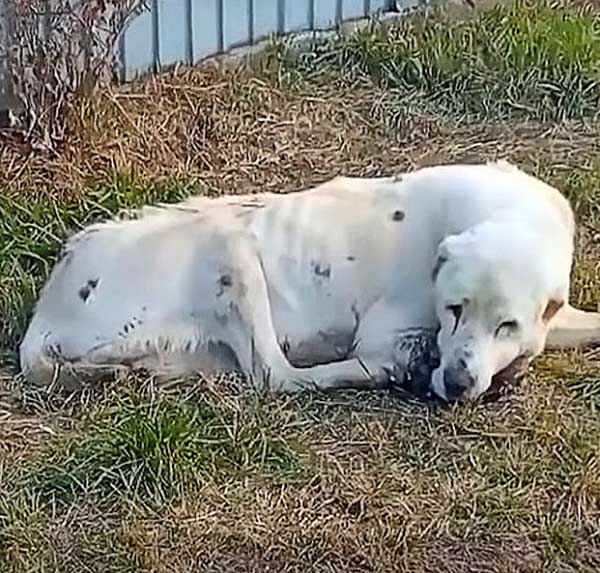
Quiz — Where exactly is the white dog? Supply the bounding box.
[19,161,600,401]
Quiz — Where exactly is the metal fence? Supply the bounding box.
[0,0,417,113]
[118,0,414,80]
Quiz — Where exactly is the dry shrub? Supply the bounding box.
[2,0,147,150]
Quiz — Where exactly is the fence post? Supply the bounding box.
[151,0,160,72]
[216,0,224,52]
[308,0,315,30]
[247,0,254,43]
[184,0,193,65]
[277,0,285,34]
[0,0,18,123]
[42,0,51,41]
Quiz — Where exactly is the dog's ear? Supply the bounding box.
[542,299,564,323]
[432,236,460,282]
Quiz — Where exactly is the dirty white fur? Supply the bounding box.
[20,161,600,400]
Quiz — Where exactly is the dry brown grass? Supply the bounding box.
[2,3,600,572]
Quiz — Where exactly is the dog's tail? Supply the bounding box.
[546,304,600,349]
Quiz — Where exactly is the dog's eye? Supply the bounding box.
[495,320,519,337]
[446,304,462,334]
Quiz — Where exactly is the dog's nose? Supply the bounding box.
[443,365,474,401]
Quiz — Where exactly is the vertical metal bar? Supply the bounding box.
[363,0,371,17]
[335,0,343,24]
[118,29,127,82]
[216,0,224,53]
[0,0,15,121]
[184,0,193,64]
[277,0,285,34]
[82,2,92,80]
[151,0,160,72]
[247,0,254,43]
[42,0,51,41]
[308,0,315,30]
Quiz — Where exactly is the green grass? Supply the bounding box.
[261,0,600,120]
[25,393,313,505]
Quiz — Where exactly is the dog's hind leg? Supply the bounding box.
[215,235,382,393]
[546,304,600,349]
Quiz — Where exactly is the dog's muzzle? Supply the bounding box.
[443,362,475,401]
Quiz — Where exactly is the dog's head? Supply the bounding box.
[430,221,569,402]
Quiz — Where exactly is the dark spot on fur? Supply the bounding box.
[238,201,266,209]
[432,255,448,282]
[121,320,137,334]
[217,274,233,297]
[227,301,244,322]
[313,262,331,279]
[78,285,91,302]
[47,344,66,362]
[392,210,405,222]
[78,278,100,303]
[346,255,356,262]
[280,337,291,357]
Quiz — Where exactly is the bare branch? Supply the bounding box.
[2,0,148,150]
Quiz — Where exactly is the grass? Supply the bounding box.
[2,1,600,571]
[263,0,600,121]
[26,392,314,505]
